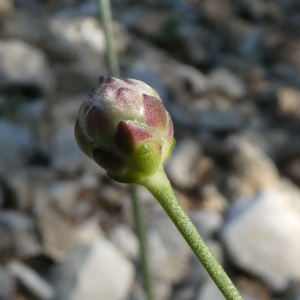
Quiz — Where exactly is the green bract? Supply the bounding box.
[74,76,175,183]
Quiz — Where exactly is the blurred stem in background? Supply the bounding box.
[99,0,120,78]
[98,1,155,300]
[130,185,155,300]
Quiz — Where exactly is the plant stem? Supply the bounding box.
[99,2,154,299]
[99,0,120,77]
[130,185,155,300]
[141,169,244,300]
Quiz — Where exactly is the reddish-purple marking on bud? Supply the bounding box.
[85,105,113,141]
[116,87,140,111]
[122,78,136,85]
[92,148,125,171]
[115,121,151,153]
[143,94,167,128]
[98,76,114,85]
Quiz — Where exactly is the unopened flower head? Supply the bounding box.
[74,76,175,183]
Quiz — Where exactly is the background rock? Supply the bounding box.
[196,279,225,300]
[52,238,134,300]
[0,121,36,176]
[225,136,279,199]
[221,180,300,291]
[0,266,15,300]
[51,124,87,173]
[9,261,54,300]
[148,210,191,284]
[165,138,202,189]
[189,209,223,240]
[0,39,54,93]
[108,224,139,260]
[0,210,41,258]
[209,68,247,99]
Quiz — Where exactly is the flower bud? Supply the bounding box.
[74,76,175,183]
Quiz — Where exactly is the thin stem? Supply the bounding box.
[98,4,154,299]
[99,0,120,77]
[130,185,155,300]
[141,169,244,300]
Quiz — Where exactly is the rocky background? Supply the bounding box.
[1,0,300,299]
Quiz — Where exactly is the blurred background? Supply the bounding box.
[1,0,300,299]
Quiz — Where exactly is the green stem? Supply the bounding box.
[99,1,153,299]
[141,169,244,300]
[99,0,120,77]
[130,185,155,300]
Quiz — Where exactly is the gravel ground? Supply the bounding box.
[1,0,300,299]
